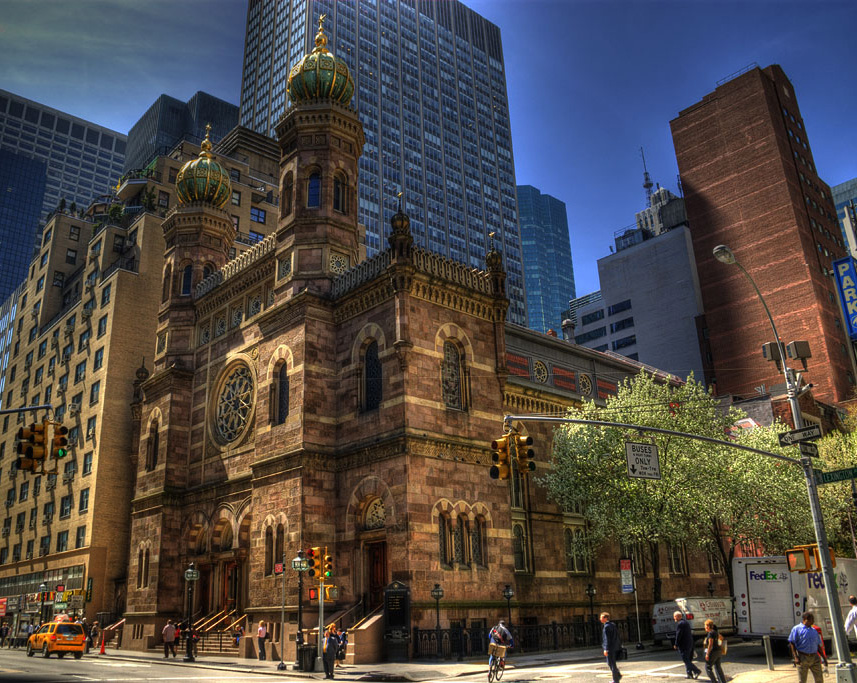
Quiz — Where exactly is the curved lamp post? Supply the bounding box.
[585,583,597,645]
[713,244,856,680]
[502,584,514,626]
[430,583,444,659]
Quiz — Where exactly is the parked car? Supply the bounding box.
[27,621,86,658]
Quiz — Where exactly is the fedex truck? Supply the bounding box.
[733,556,857,641]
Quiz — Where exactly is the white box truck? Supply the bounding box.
[652,597,735,644]
[733,555,857,641]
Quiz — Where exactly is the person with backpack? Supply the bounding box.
[488,620,514,671]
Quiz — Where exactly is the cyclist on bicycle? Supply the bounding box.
[488,620,514,669]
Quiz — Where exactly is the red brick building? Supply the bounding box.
[670,64,856,406]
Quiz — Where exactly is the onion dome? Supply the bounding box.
[287,14,355,106]
[175,124,231,208]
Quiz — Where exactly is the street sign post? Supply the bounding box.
[814,467,857,485]
[184,569,200,581]
[274,562,284,575]
[625,442,661,480]
[778,424,822,447]
[619,558,634,594]
[799,442,819,458]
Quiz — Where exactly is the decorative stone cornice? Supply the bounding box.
[140,365,194,402]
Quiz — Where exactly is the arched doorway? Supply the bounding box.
[360,497,388,608]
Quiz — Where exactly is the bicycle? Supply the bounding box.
[487,642,507,682]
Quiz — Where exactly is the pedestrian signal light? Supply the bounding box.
[324,585,339,601]
[307,546,322,578]
[51,424,69,459]
[514,435,535,474]
[308,586,319,601]
[490,435,511,480]
[323,549,334,578]
[785,544,836,573]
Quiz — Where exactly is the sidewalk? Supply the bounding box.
[87,643,808,682]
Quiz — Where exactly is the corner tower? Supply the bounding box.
[155,125,236,371]
[273,15,364,299]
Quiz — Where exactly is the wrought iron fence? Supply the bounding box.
[412,616,652,660]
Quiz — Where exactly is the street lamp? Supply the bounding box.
[38,582,47,625]
[707,581,715,598]
[183,562,198,663]
[714,244,856,683]
[430,583,444,659]
[585,583,597,645]
[291,551,309,670]
[502,584,514,626]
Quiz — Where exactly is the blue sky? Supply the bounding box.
[2,0,855,296]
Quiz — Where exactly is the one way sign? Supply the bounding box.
[777,424,822,447]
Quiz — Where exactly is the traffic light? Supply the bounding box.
[307,546,322,578]
[785,544,836,573]
[323,549,334,579]
[16,421,47,473]
[51,423,69,459]
[490,435,511,480]
[514,435,535,475]
[308,586,319,601]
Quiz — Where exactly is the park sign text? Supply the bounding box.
[833,257,857,340]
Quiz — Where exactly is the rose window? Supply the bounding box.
[215,364,254,443]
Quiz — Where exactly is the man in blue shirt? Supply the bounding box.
[788,612,824,683]
[601,612,623,683]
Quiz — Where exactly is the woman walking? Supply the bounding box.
[257,620,267,661]
[703,619,726,683]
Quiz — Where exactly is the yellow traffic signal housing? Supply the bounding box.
[51,423,69,459]
[324,584,339,601]
[16,422,47,473]
[786,544,836,573]
[307,546,322,578]
[30,421,47,462]
[323,549,334,579]
[490,435,511,480]
[514,435,535,474]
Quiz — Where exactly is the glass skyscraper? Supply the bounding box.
[0,90,126,222]
[124,91,239,172]
[0,150,46,300]
[240,0,527,324]
[516,185,574,333]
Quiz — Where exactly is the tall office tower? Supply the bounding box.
[832,178,857,257]
[0,90,126,222]
[517,185,574,333]
[671,65,855,405]
[567,226,706,382]
[123,91,239,172]
[240,0,527,324]
[0,150,47,300]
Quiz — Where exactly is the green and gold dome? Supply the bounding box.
[287,15,355,106]
[175,124,231,209]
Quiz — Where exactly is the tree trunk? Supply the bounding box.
[649,541,662,603]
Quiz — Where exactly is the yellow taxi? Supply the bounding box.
[26,621,86,658]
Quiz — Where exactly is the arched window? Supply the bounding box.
[264,526,273,576]
[162,265,171,302]
[307,172,321,208]
[137,548,144,588]
[333,174,347,213]
[143,549,150,587]
[513,524,527,572]
[181,264,193,295]
[272,363,289,425]
[441,341,463,409]
[275,524,284,563]
[203,264,214,279]
[145,420,159,471]
[470,517,485,567]
[282,173,293,217]
[454,516,468,566]
[363,340,382,411]
[438,513,453,568]
[574,529,588,573]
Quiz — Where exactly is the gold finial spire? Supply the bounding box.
[200,122,213,158]
[488,231,496,249]
[397,190,403,212]
[313,13,329,53]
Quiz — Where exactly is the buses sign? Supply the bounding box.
[625,442,661,480]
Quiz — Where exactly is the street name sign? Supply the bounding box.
[799,442,819,458]
[184,569,200,581]
[813,466,857,485]
[625,442,661,480]
[778,424,822,447]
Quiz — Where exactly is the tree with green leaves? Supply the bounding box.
[541,371,820,602]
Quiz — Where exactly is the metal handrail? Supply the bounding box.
[203,609,236,633]
[334,597,365,631]
[349,602,382,630]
